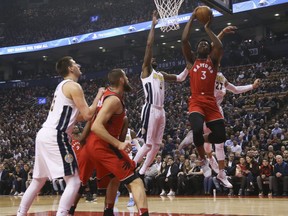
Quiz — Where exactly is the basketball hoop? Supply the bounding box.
[154,0,184,32]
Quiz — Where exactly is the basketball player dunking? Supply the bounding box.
[133,10,191,178]
[17,56,104,216]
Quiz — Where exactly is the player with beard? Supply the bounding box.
[17,56,103,216]
[79,69,149,216]
[133,11,190,181]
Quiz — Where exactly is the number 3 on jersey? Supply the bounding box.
[201,71,206,80]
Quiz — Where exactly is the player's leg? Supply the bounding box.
[104,177,120,216]
[189,112,206,158]
[17,178,47,216]
[206,120,232,188]
[203,124,219,173]
[125,177,149,216]
[134,104,153,164]
[69,146,95,215]
[179,130,193,150]
[17,129,49,216]
[189,112,210,176]
[57,170,81,216]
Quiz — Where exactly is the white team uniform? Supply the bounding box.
[139,69,165,144]
[203,72,226,133]
[126,128,140,159]
[33,79,79,179]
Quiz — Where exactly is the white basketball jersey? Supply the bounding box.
[141,69,165,107]
[42,80,79,136]
[214,72,227,106]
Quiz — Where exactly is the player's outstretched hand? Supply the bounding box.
[152,10,158,26]
[253,79,261,89]
[222,26,237,34]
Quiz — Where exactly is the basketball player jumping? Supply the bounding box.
[133,10,191,179]
[17,56,104,216]
[180,24,261,187]
[179,72,261,187]
[181,8,226,178]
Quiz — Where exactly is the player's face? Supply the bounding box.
[122,71,133,92]
[73,126,80,134]
[151,58,158,70]
[70,60,82,78]
[197,41,210,56]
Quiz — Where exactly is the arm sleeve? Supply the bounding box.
[226,82,253,94]
[176,68,189,82]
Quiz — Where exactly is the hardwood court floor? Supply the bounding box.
[1,195,287,216]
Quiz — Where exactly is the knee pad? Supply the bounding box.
[207,120,226,144]
[122,172,138,185]
[193,130,204,147]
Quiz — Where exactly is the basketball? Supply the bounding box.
[195,6,213,24]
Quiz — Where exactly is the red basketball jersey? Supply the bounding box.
[189,57,217,96]
[86,88,126,146]
[71,139,82,159]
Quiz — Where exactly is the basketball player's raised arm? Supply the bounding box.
[142,10,158,78]
[217,26,237,41]
[181,8,197,65]
[160,63,192,82]
[225,78,261,94]
[91,96,131,151]
[75,87,104,122]
[204,17,223,68]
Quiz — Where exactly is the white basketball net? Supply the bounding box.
[154,0,184,32]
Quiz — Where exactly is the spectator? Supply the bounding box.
[159,156,179,196]
[271,155,288,196]
[0,163,10,195]
[231,140,242,154]
[257,158,273,196]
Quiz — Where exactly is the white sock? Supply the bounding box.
[17,178,47,216]
[129,192,133,199]
[215,143,225,161]
[56,172,81,216]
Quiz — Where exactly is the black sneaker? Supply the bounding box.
[68,206,76,215]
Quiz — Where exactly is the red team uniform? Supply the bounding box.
[78,88,135,186]
[189,57,223,122]
[71,139,82,160]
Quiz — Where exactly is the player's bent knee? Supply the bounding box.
[122,172,139,185]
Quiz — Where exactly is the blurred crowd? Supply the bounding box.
[0,0,272,47]
[0,56,287,197]
[0,0,198,47]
